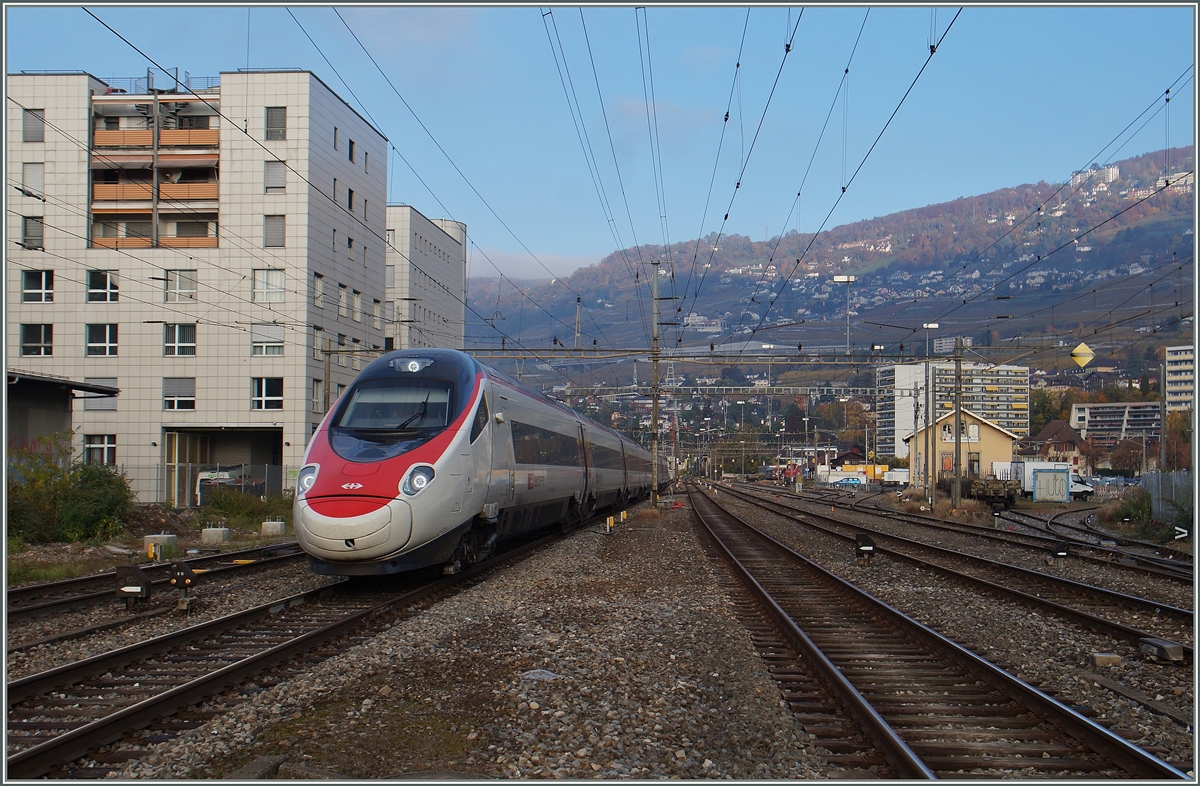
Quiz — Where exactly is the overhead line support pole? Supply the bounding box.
[953,337,962,509]
[651,259,660,506]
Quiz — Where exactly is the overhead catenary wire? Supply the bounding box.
[78,7,590,386]
[540,6,651,345]
[733,8,964,365]
[331,7,614,355]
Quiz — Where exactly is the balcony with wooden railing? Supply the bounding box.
[91,236,152,249]
[93,182,153,201]
[93,181,218,201]
[159,129,219,146]
[92,128,218,147]
[159,236,218,248]
[160,181,218,200]
[93,130,153,147]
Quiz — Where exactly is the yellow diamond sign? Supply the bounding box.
[1071,342,1095,368]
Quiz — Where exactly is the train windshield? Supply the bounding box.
[329,380,453,461]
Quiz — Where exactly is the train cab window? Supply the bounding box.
[470,394,489,442]
[329,379,454,462]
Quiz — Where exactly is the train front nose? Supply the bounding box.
[295,496,413,561]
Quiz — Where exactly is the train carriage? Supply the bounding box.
[294,349,654,575]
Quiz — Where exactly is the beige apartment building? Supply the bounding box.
[8,69,468,505]
[1164,344,1194,412]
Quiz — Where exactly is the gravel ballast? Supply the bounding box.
[121,504,833,779]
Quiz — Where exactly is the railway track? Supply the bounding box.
[5,531,559,779]
[768,485,1195,585]
[689,485,1187,779]
[999,509,1193,579]
[722,485,1193,659]
[7,543,307,623]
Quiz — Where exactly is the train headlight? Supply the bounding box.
[296,465,319,496]
[401,465,435,496]
[390,357,435,373]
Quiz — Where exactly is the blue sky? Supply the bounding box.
[6,5,1196,280]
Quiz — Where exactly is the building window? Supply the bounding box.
[164,323,197,356]
[82,377,117,411]
[347,188,355,212]
[332,228,338,252]
[265,106,286,140]
[251,323,285,355]
[312,378,324,412]
[386,229,395,247]
[264,215,285,247]
[347,237,355,260]
[22,270,53,302]
[125,220,152,239]
[351,338,362,370]
[363,199,368,221]
[265,160,286,193]
[333,126,338,149]
[348,139,355,162]
[337,334,346,366]
[338,284,349,317]
[23,108,45,142]
[332,177,338,203]
[22,162,45,197]
[336,383,347,400]
[20,324,52,356]
[313,273,325,308]
[372,299,382,330]
[176,221,208,237]
[84,434,117,465]
[87,270,118,302]
[163,377,196,410]
[22,216,44,250]
[86,323,119,356]
[364,150,368,173]
[352,290,362,322]
[164,269,197,302]
[253,269,285,302]
[312,326,325,360]
[252,377,284,409]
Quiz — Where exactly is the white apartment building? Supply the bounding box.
[876,362,1029,458]
[8,69,388,505]
[1164,344,1194,412]
[385,205,466,351]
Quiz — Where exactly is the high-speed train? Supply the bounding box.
[294,348,667,575]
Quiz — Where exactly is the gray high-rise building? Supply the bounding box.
[876,362,1029,458]
[8,69,461,505]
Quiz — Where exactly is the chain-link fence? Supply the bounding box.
[1141,471,1193,521]
[116,464,295,507]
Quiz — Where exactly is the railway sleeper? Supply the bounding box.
[920,754,1103,772]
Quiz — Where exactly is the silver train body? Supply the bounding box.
[293,349,667,575]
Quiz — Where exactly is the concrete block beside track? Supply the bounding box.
[261,520,287,537]
[202,527,231,545]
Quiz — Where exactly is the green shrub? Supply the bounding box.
[200,488,293,531]
[7,432,134,543]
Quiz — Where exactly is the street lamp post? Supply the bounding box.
[834,275,857,355]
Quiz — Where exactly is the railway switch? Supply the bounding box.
[169,561,199,611]
[855,534,876,566]
[115,565,152,609]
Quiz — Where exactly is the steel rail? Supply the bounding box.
[694,485,1188,779]
[725,485,1192,659]
[689,488,935,779]
[7,543,305,621]
[5,528,566,779]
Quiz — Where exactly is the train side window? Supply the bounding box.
[470,395,489,442]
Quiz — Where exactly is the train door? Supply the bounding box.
[492,396,515,505]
